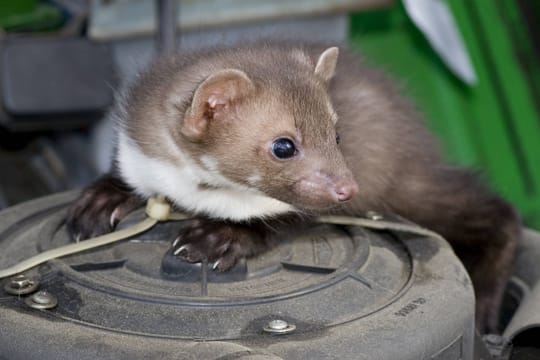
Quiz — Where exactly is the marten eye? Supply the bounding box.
[271,138,297,159]
[336,132,341,144]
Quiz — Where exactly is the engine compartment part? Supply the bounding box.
[0,38,115,131]
[0,191,476,359]
[503,229,540,359]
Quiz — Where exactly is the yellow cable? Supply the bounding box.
[0,197,189,279]
[316,215,447,243]
[0,218,158,279]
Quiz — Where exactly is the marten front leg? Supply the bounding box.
[172,219,277,271]
[67,174,143,241]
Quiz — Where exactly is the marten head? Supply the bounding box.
[118,45,358,220]
[178,46,358,212]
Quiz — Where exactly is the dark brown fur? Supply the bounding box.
[68,42,520,334]
[67,174,142,240]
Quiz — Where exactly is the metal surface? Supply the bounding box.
[3,274,39,295]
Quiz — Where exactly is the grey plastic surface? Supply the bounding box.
[0,38,115,130]
[88,0,391,40]
[0,192,475,360]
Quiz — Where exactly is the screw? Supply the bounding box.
[366,211,383,221]
[263,319,296,335]
[4,274,39,295]
[484,334,504,346]
[25,290,58,310]
[268,320,288,330]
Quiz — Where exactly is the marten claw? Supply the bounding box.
[172,240,207,264]
[66,174,142,241]
[173,244,189,256]
[171,219,268,271]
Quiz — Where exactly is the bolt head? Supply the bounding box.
[263,319,296,334]
[268,320,288,330]
[25,290,58,310]
[11,275,31,289]
[4,274,39,295]
[32,291,53,305]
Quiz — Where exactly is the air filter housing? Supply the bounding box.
[0,192,475,360]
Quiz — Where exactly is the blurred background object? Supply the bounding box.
[0,0,63,33]
[349,0,540,230]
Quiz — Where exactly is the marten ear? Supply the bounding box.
[314,47,339,83]
[182,69,255,139]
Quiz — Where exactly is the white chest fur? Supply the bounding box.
[116,133,295,221]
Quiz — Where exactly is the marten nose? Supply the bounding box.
[332,180,359,202]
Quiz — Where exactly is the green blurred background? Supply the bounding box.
[350,0,540,230]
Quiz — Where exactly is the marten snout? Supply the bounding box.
[294,171,358,208]
[332,179,359,202]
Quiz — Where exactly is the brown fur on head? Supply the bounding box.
[168,46,358,211]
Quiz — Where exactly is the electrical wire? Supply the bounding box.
[0,197,443,279]
[0,196,188,279]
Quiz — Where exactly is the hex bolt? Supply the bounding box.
[263,319,296,335]
[11,275,29,288]
[4,274,40,295]
[25,290,58,310]
[366,211,383,221]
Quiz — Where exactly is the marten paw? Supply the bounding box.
[67,175,142,241]
[172,219,267,271]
